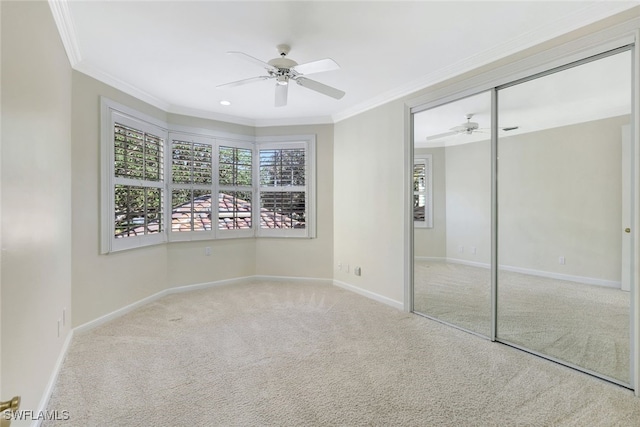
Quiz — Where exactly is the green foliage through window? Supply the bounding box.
[114,185,162,237]
[219,146,252,186]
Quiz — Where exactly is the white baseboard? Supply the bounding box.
[333,279,404,310]
[73,275,334,335]
[33,329,75,427]
[498,264,621,289]
[253,275,333,285]
[417,257,621,289]
[446,258,490,270]
[415,256,445,262]
[74,276,255,335]
[39,274,334,425]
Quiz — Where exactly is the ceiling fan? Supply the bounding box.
[426,113,519,141]
[217,44,345,107]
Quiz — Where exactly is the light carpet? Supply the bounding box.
[414,260,630,383]
[44,280,640,426]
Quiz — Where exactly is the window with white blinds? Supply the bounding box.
[414,154,433,228]
[218,145,253,235]
[257,139,315,238]
[169,136,214,238]
[102,101,168,253]
[113,124,164,240]
[101,97,316,252]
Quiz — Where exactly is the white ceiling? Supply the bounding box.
[54,1,639,127]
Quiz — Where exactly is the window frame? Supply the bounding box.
[101,98,317,253]
[413,154,433,229]
[256,135,316,239]
[167,132,216,242]
[216,139,256,239]
[101,99,169,254]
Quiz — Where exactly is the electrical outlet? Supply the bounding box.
[458,246,464,253]
[471,247,477,255]
[559,256,566,265]
[338,262,342,270]
[205,247,212,256]
[354,266,361,276]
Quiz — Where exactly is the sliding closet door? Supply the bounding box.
[496,49,632,384]
[413,92,492,337]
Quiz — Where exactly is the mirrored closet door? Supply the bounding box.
[412,46,634,387]
[413,91,492,337]
[496,49,632,385]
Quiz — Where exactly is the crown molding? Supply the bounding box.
[167,105,257,127]
[75,62,172,112]
[332,2,640,123]
[48,0,639,128]
[253,115,334,128]
[48,0,81,66]
[167,105,333,128]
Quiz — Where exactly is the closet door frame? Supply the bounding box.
[406,28,640,394]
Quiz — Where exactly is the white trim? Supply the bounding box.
[253,275,333,285]
[632,28,640,395]
[408,24,639,116]
[413,154,433,229]
[169,105,334,128]
[405,104,414,313]
[414,256,446,263]
[38,275,333,423]
[73,275,335,335]
[253,116,334,128]
[101,101,169,253]
[101,99,318,250]
[74,276,255,335]
[32,330,74,427]
[500,264,622,289]
[333,280,404,310]
[49,0,639,127]
[168,123,255,144]
[255,136,317,239]
[47,0,81,66]
[338,6,640,123]
[76,62,171,112]
[416,257,622,289]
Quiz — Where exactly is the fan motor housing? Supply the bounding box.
[268,57,298,69]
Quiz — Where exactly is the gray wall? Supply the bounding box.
[1,1,73,422]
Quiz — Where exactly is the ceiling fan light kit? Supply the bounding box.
[217,44,345,107]
[426,113,519,141]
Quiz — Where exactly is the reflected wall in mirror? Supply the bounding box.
[497,50,631,383]
[413,91,492,337]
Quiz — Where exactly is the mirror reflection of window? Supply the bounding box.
[413,91,492,337]
[413,155,432,227]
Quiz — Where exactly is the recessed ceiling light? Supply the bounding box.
[220,100,231,106]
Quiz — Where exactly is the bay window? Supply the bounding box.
[101,98,316,253]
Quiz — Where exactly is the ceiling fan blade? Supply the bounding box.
[227,51,278,72]
[216,76,270,89]
[426,131,458,141]
[292,58,340,75]
[275,83,288,107]
[295,77,345,100]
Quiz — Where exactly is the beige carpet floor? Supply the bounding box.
[44,280,640,426]
[414,260,630,383]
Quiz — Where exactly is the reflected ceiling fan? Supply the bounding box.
[426,113,518,141]
[217,44,345,107]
